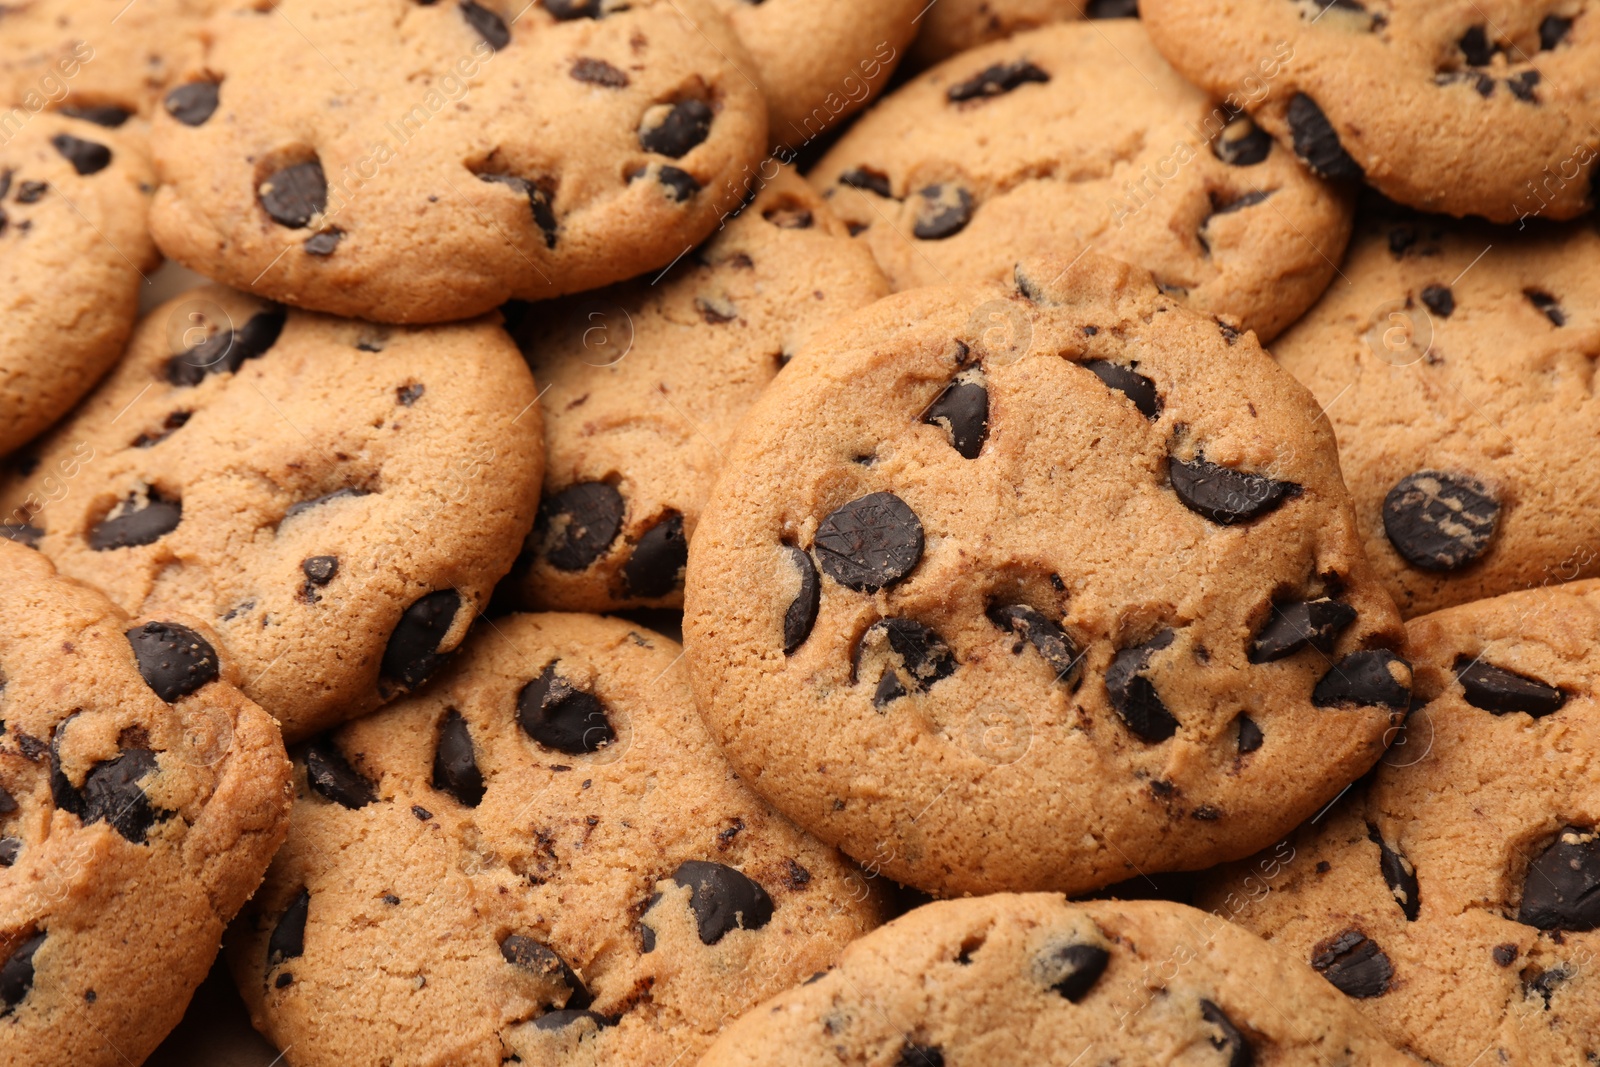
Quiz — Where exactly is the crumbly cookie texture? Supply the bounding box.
[1142,0,1600,223]
[1273,212,1600,618]
[0,285,543,742]
[230,612,888,1067]
[1196,581,1600,1066]
[706,0,918,155]
[699,894,1415,1066]
[0,115,157,457]
[504,169,888,613]
[148,0,768,324]
[0,542,291,1067]
[811,20,1353,343]
[683,251,1407,898]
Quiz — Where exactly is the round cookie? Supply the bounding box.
[810,20,1353,344]
[1272,212,1600,618]
[148,0,769,324]
[0,284,543,742]
[504,169,888,612]
[0,541,291,1067]
[683,251,1409,898]
[706,0,920,156]
[229,612,888,1067]
[1142,0,1600,223]
[699,894,1415,1066]
[0,114,158,457]
[909,0,1138,68]
[1194,581,1600,1065]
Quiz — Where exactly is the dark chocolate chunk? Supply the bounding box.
[668,860,774,945]
[77,748,163,843]
[500,934,591,1007]
[1367,823,1420,921]
[1311,930,1392,997]
[0,524,43,549]
[1525,289,1565,326]
[51,134,111,175]
[1541,14,1573,49]
[1382,471,1499,571]
[304,229,342,256]
[1085,360,1161,419]
[1459,25,1495,66]
[654,165,700,202]
[537,482,625,571]
[88,490,181,550]
[838,167,893,198]
[304,738,378,809]
[0,839,19,867]
[640,99,713,158]
[165,81,220,126]
[1312,650,1411,709]
[167,305,287,385]
[1106,630,1179,742]
[1507,71,1541,103]
[1037,941,1110,1002]
[896,1045,944,1067]
[946,60,1050,102]
[0,786,13,816]
[622,513,687,598]
[854,618,957,707]
[478,173,559,248]
[397,383,425,405]
[1420,285,1454,318]
[1169,456,1300,525]
[571,57,628,87]
[922,374,989,458]
[267,888,310,970]
[1517,827,1600,932]
[260,160,327,228]
[1237,715,1263,753]
[432,708,485,807]
[380,589,461,690]
[989,604,1081,684]
[813,492,923,592]
[0,931,44,1014]
[412,804,434,821]
[873,670,907,706]
[1200,999,1252,1067]
[517,665,615,754]
[61,104,131,127]
[461,1,510,48]
[1212,117,1272,167]
[533,1009,615,1030]
[912,184,972,240]
[126,621,219,702]
[781,545,820,655]
[301,556,338,586]
[1287,93,1363,180]
[1455,657,1566,717]
[1248,599,1357,662]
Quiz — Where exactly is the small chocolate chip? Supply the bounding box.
[461,0,510,48]
[1312,650,1411,709]
[0,787,14,817]
[1237,715,1264,753]
[478,173,558,248]
[654,165,700,202]
[1199,999,1252,1067]
[15,181,45,203]
[51,134,111,175]
[1169,456,1300,525]
[0,932,45,1014]
[854,618,957,707]
[545,0,599,17]
[260,161,327,228]
[1212,116,1272,166]
[518,665,615,754]
[1459,26,1496,66]
[622,513,687,598]
[571,57,628,87]
[1507,71,1541,103]
[267,888,310,970]
[1368,823,1420,921]
[813,492,924,592]
[397,383,425,406]
[1493,943,1518,967]
[640,99,713,158]
[1311,930,1392,997]
[922,373,989,458]
[88,490,182,550]
[301,556,338,586]
[1037,941,1110,1002]
[0,524,43,549]
[781,545,820,655]
[988,605,1081,684]
[1517,827,1600,932]
[912,184,973,240]
[1084,360,1161,419]
[167,306,287,385]
[432,708,485,807]
[1420,285,1454,318]
[666,860,774,945]
[304,737,378,809]
[165,82,220,126]
[412,804,434,821]
[1248,599,1357,662]
[896,1044,944,1067]
[304,229,342,256]
[61,105,131,127]
[1455,657,1566,717]
[946,60,1050,102]
[126,622,219,702]
[1525,289,1565,326]
[1287,93,1363,180]
[1540,14,1573,49]
[537,482,625,571]
[1106,629,1179,742]
[500,934,591,1007]
[1382,471,1500,571]
[838,167,892,198]
[0,839,18,867]
[380,590,461,690]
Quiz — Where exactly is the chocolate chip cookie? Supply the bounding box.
[229,611,887,1067]
[699,894,1414,1066]
[707,0,919,156]
[0,541,291,1067]
[0,284,543,742]
[1273,212,1600,618]
[1142,0,1600,223]
[683,251,1409,898]
[811,20,1353,342]
[503,170,887,613]
[0,115,158,457]
[149,0,769,324]
[910,0,1139,68]
[1195,580,1600,1065]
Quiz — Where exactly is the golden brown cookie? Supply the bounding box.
[909,0,1139,68]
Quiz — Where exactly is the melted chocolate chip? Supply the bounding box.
[1248,599,1357,662]
[165,81,220,126]
[1312,650,1411,709]
[380,590,461,690]
[1037,941,1110,1002]
[668,860,774,945]
[912,184,973,240]
[538,483,625,571]
[922,373,988,458]
[0,932,44,1014]
[1420,285,1454,318]
[640,99,713,158]
[0,524,42,549]
[989,604,1081,684]
[267,888,310,970]
[1212,117,1272,166]
[517,665,615,754]
[260,160,327,228]
[1312,930,1392,997]
[1085,360,1161,419]
[814,492,924,592]
[1367,823,1420,921]
[304,738,377,809]
[126,621,219,702]
[854,618,957,706]
[622,513,687,598]
[1169,456,1300,525]
[1200,1000,1252,1067]
[946,60,1050,102]
[1106,630,1179,742]
[571,57,628,87]
[52,134,111,175]
[1382,471,1500,571]
[88,490,181,550]
[432,708,485,807]
[500,934,591,1007]
[1287,93,1363,181]
[461,0,510,48]
[1455,657,1566,717]
[479,173,558,248]
[167,305,287,385]
[1517,827,1600,932]
[838,167,893,198]
[781,545,820,655]
[79,748,163,842]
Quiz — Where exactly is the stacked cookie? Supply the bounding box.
[2,2,1598,1066]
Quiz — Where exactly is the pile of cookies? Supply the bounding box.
[1,2,1597,1065]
